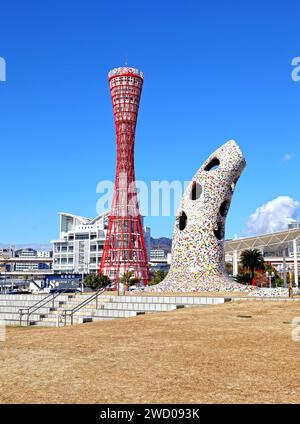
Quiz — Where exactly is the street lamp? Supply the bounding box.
[266,271,275,290]
[266,271,270,289]
[79,261,91,293]
[80,264,86,293]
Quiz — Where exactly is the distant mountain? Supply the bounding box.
[150,237,172,253]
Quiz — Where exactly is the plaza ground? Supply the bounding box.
[105,290,300,298]
[0,300,300,403]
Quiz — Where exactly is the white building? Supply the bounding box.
[13,248,52,272]
[52,212,151,275]
[150,249,168,260]
[287,222,300,256]
[15,248,37,258]
[149,249,172,272]
[0,248,53,275]
[37,251,52,258]
[52,212,109,275]
[225,227,300,287]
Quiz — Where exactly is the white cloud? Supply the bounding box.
[282,153,292,162]
[245,196,300,235]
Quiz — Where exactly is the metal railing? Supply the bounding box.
[19,290,68,326]
[60,286,107,326]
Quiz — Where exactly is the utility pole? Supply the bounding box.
[283,248,287,288]
[289,274,293,298]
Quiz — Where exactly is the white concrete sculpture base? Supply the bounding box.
[150,140,250,293]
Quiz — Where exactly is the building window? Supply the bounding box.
[75,234,89,240]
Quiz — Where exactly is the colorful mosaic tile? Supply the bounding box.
[148,140,250,293]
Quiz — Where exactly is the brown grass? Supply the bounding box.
[0,301,300,404]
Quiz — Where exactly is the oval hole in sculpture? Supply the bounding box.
[177,211,187,231]
[214,222,225,240]
[190,181,202,200]
[204,158,220,171]
[219,200,230,217]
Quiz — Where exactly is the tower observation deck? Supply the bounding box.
[99,67,150,287]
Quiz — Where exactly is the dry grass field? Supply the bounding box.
[0,300,300,404]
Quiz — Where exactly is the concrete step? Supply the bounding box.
[2,319,37,327]
[35,316,93,326]
[102,295,227,305]
[49,310,95,317]
[0,306,52,314]
[0,300,43,307]
[96,302,181,312]
[65,303,182,313]
[91,317,121,322]
[58,303,87,310]
[0,294,48,301]
[0,293,226,328]
[57,296,104,307]
[0,312,46,321]
[0,294,74,302]
[30,321,62,327]
[92,309,145,318]
[0,299,68,308]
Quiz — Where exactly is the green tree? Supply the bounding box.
[84,273,111,290]
[240,249,265,283]
[118,271,140,293]
[150,270,167,286]
[129,277,140,288]
[233,273,251,285]
[120,271,133,287]
[225,262,233,275]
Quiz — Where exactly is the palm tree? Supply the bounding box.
[121,271,133,287]
[240,249,265,284]
[119,271,136,293]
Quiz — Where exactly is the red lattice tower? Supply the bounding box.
[100,66,150,287]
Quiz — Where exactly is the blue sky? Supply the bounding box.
[0,0,300,244]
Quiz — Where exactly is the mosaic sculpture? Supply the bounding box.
[152,140,247,292]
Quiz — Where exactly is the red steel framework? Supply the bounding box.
[99,66,150,288]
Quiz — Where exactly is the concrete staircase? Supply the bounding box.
[0,293,76,326]
[0,293,229,327]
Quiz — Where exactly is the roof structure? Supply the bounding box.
[225,228,300,253]
[58,212,109,225]
[108,66,144,80]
